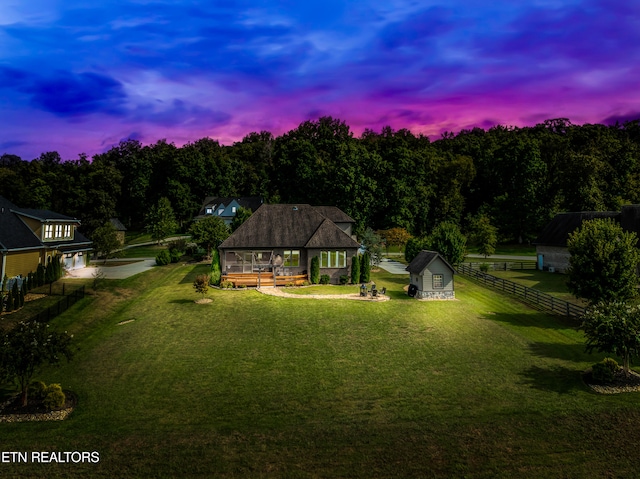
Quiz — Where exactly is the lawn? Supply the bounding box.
[2,264,640,478]
[489,269,586,306]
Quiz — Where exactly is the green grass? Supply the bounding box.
[2,265,639,477]
[489,269,586,306]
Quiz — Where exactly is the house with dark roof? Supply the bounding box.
[533,205,640,272]
[194,196,264,225]
[110,218,127,247]
[405,250,455,300]
[218,204,360,285]
[0,196,92,286]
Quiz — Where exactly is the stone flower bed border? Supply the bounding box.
[0,391,76,423]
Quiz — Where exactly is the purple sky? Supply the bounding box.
[1,0,639,160]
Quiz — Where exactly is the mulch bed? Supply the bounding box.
[583,368,640,394]
[0,390,76,422]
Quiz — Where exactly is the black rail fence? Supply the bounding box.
[457,264,585,319]
[29,285,86,323]
[464,261,537,271]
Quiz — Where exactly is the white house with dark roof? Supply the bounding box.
[218,204,360,284]
[0,196,92,286]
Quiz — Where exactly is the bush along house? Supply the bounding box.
[218,204,360,286]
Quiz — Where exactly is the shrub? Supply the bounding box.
[302,281,310,286]
[210,250,221,286]
[339,275,349,285]
[155,249,171,266]
[310,256,320,284]
[220,280,234,289]
[285,282,295,287]
[350,255,360,284]
[479,263,490,272]
[169,249,183,263]
[360,252,371,283]
[5,291,12,312]
[591,357,619,383]
[29,380,47,400]
[193,274,210,297]
[43,384,66,410]
[320,274,331,285]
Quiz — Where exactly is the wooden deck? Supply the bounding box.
[221,273,308,287]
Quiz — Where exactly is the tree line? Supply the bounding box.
[2,116,640,243]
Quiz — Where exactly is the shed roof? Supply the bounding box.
[219,204,360,250]
[405,250,455,275]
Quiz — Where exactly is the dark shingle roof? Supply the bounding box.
[219,204,360,249]
[110,218,127,231]
[14,208,80,222]
[0,196,42,251]
[533,211,619,247]
[313,206,355,224]
[405,250,455,275]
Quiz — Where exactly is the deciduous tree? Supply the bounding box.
[0,321,73,407]
[188,216,229,257]
[567,218,640,304]
[146,197,178,245]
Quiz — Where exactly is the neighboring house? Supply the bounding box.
[194,196,264,225]
[405,250,455,300]
[533,205,640,272]
[218,204,360,284]
[0,196,92,286]
[110,218,127,247]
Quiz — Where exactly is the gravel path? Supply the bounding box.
[257,287,389,301]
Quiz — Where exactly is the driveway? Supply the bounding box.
[65,258,157,280]
[377,258,408,275]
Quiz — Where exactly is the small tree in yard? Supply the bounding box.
[189,216,229,258]
[470,214,498,258]
[193,274,210,299]
[582,302,640,377]
[567,218,640,304]
[0,321,73,407]
[92,221,122,263]
[146,197,178,245]
[210,250,222,286]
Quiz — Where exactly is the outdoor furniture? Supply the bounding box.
[360,284,367,297]
[380,287,386,295]
[371,289,378,297]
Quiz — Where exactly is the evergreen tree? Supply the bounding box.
[360,252,371,283]
[350,255,360,284]
[210,250,222,286]
[310,256,320,284]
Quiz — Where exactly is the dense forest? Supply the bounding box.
[2,116,640,243]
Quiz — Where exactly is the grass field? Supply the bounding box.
[2,264,640,478]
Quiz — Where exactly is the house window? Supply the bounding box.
[218,208,224,215]
[44,224,53,239]
[231,206,237,213]
[64,224,71,237]
[320,250,346,268]
[433,274,444,289]
[206,208,212,214]
[284,250,300,267]
[55,224,63,238]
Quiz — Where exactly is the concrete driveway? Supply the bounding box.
[65,258,157,280]
[377,258,408,275]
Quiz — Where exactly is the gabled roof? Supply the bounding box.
[0,196,43,251]
[533,211,619,247]
[313,206,355,224]
[110,218,127,231]
[405,250,455,275]
[219,204,360,250]
[0,195,89,253]
[197,196,263,216]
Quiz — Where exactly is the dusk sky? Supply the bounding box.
[1,0,639,160]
